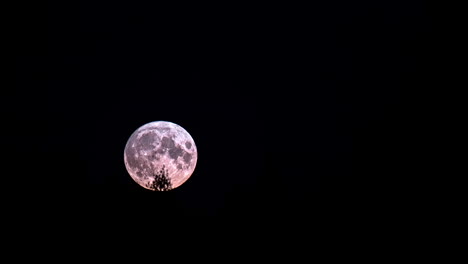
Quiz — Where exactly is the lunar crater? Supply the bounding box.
[185,141,192,149]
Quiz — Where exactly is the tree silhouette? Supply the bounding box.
[151,165,172,191]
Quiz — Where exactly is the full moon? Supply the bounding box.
[124,121,198,191]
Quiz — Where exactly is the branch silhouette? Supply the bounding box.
[151,165,172,191]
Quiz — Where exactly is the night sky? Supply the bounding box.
[13,1,430,239]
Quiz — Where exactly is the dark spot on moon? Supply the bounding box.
[177,164,182,170]
[138,132,156,150]
[168,145,184,160]
[136,170,143,178]
[183,153,192,164]
[161,136,175,149]
[185,141,192,149]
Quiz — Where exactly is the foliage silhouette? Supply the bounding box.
[151,165,172,191]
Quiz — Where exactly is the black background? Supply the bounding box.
[12,1,430,244]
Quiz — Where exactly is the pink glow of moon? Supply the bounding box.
[124,121,198,191]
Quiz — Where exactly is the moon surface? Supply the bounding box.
[124,121,198,191]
